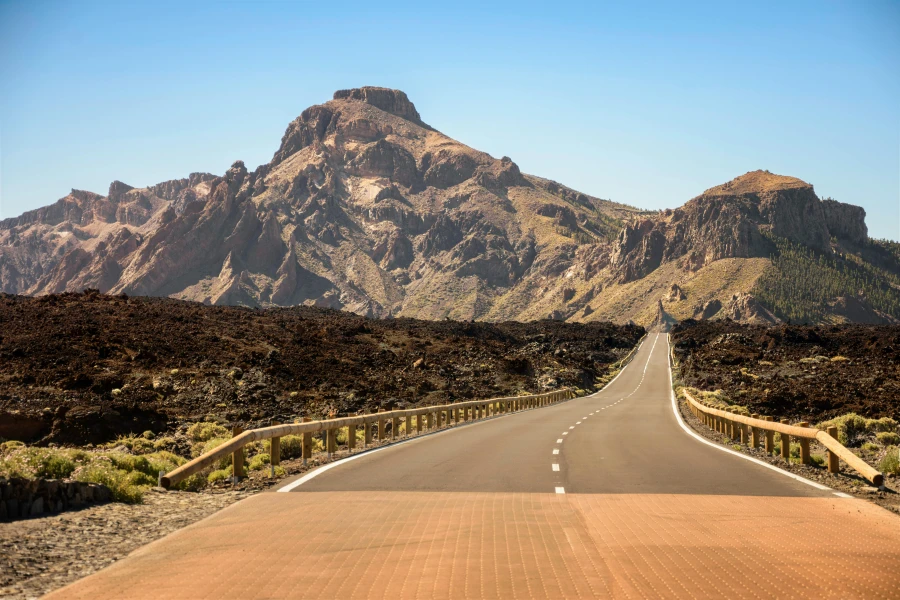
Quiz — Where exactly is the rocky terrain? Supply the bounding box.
[672,319,900,421]
[2,86,897,326]
[0,291,643,445]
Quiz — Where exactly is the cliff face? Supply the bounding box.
[0,89,887,326]
[609,171,867,283]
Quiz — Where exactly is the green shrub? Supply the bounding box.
[871,418,899,434]
[878,447,900,475]
[248,453,271,471]
[36,453,76,479]
[74,463,144,503]
[280,435,303,460]
[174,472,206,492]
[144,451,186,480]
[152,437,176,450]
[142,430,156,439]
[876,432,900,446]
[106,452,154,476]
[187,422,229,443]
[193,438,232,469]
[817,413,869,447]
[109,435,155,454]
[811,454,825,467]
[0,440,25,454]
[125,470,156,487]
[208,468,231,484]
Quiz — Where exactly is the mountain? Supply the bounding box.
[2,87,898,325]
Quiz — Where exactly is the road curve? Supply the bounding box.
[47,333,900,600]
[289,332,828,496]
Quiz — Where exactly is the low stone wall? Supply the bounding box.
[0,477,111,521]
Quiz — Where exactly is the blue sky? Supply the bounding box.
[1,1,898,238]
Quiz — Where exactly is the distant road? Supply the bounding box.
[49,333,900,599]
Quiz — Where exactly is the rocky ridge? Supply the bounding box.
[1,88,894,326]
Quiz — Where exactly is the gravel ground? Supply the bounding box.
[0,489,250,599]
[675,391,900,515]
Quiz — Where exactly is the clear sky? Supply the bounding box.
[2,1,898,238]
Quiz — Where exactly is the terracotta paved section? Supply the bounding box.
[48,491,900,599]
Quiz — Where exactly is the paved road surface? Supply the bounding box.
[48,333,900,599]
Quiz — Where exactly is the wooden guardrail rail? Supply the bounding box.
[161,387,574,488]
[683,390,883,486]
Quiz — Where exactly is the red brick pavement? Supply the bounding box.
[47,491,900,599]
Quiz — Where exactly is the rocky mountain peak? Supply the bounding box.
[700,170,811,197]
[333,87,421,123]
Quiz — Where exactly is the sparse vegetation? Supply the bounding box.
[876,432,900,446]
[878,447,900,475]
[753,234,900,323]
[816,413,899,448]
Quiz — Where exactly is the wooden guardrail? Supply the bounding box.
[161,388,575,488]
[683,390,883,486]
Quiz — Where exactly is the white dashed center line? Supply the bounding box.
[576,421,582,425]
[553,449,560,455]
[562,432,569,436]
[552,464,560,472]
[556,439,563,443]
[555,487,565,494]
[569,426,575,429]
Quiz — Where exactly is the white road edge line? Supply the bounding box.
[281,331,653,493]
[555,487,565,494]
[665,333,837,494]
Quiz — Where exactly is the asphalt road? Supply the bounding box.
[291,332,828,497]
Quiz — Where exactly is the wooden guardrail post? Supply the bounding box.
[378,409,386,440]
[232,426,244,480]
[427,412,434,430]
[779,418,791,461]
[326,427,336,460]
[363,414,372,447]
[827,426,840,473]
[764,417,774,454]
[415,413,423,434]
[797,422,810,465]
[270,421,281,466]
[436,410,443,429]
[750,414,760,448]
[302,417,313,464]
[453,407,459,423]
[392,413,400,440]
[348,414,357,451]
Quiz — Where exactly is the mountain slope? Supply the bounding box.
[0,87,641,320]
[2,87,896,325]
